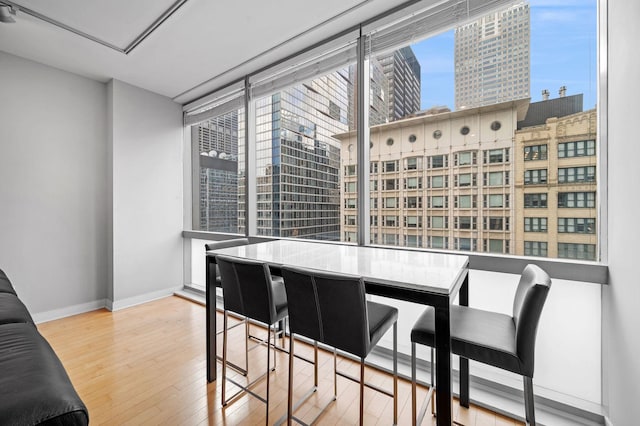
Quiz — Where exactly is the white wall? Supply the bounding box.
[108,80,183,309]
[604,0,640,424]
[0,52,108,319]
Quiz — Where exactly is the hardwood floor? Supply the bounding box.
[37,296,522,425]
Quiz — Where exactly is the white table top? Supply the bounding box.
[207,240,469,296]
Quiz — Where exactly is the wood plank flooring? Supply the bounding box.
[37,296,522,425]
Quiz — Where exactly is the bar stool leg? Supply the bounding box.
[222,311,228,406]
[411,342,417,426]
[431,347,435,416]
[393,321,398,425]
[359,358,365,426]
[287,333,295,426]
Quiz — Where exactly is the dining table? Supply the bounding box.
[205,239,470,426]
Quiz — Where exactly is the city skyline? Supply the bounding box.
[414,0,597,111]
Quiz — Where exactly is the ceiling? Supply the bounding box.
[0,0,410,104]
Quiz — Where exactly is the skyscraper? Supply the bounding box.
[376,46,422,121]
[454,1,530,109]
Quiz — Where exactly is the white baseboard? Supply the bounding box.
[107,286,182,311]
[33,299,107,324]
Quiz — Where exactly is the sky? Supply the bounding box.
[410,0,598,111]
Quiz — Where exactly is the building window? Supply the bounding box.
[404,216,422,228]
[460,125,470,135]
[345,181,356,192]
[429,216,448,229]
[558,166,596,184]
[370,197,378,209]
[345,165,356,176]
[455,237,476,251]
[484,216,508,231]
[404,196,423,209]
[455,216,476,230]
[432,130,443,140]
[383,197,398,208]
[484,238,505,253]
[405,156,423,170]
[524,241,548,257]
[345,198,356,208]
[384,216,399,227]
[456,195,476,208]
[429,236,448,249]
[524,193,547,208]
[370,179,378,191]
[484,194,509,208]
[455,173,476,187]
[429,195,448,208]
[405,234,422,247]
[558,192,596,208]
[524,169,547,185]
[370,215,378,226]
[404,177,423,190]
[524,217,548,232]
[370,161,378,174]
[558,218,596,234]
[558,140,596,158]
[429,175,448,188]
[345,215,356,226]
[524,144,548,161]
[428,154,448,168]
[383,160,399,173]
[558,243,596,261]
[383,178,399,190]
[456,151,476,166]
[484,171,509,186]
[484,148,509,164]
[382,233,399,245]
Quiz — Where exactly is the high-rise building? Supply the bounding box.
[251,71,351,240]
[336,99,529,251]
[196,111,243,233]
[454,2,530,110]
[376,47,422,121]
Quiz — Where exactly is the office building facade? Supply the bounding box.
[376,46,421,121]
[454,2,530,109]
[337,99,529,252]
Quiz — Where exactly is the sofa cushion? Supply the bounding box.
[0,293,34,325]
[0,323,88,425]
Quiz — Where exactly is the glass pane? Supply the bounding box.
[194,107,245,233]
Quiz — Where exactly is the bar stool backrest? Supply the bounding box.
[205,239,250,287]
[282,266,370,358]
[216,255,276,325]
[511,264,552,377]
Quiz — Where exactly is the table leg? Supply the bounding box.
[206,256,216,383]
[434,303,452,426]
[459,273,469,408]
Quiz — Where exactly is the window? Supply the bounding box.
[370,197,378,209]
[384,216,399,227]
[383,197,398,208]
[405,235,422,247]
[370,215,378,226]
[558,192,596,208]
[456,195,476,208]
[456,173,476,187]
[345,215,356,226]
[404,216,422,228]
[405,177,423,190]
[370,162,378,174]
[383,178,398,190]
[456,238,476,251]
[345,181,356,192]
[455,216,476,230]
[524,241,548,257]
[429,196,448,209]
[524,193,547,208]
[525,217,548,232]
[429,155,448,168]
[383,160,399,172]
[429,175,448,188]
[484,171,508,186]
[345,198,356,208]
[558,243,596,261]
[456,151,476,166]
[558,218,596,234]
[558,140,596,158]
[404,196,423,209]
[558,166,596,183]
[429,216,448,229]
[484,239,506,253]
[370,179,378,191]
[484,148,509,164]
[429,236,448,249]
[484,216,508,231]
[345,165,356,176]
[382,233,399,245]
[484,194,509,208]
[524,169,547,185]
[405,156,422,170]
[524,144,547,161]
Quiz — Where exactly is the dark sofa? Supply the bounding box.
[0,268,89,425]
